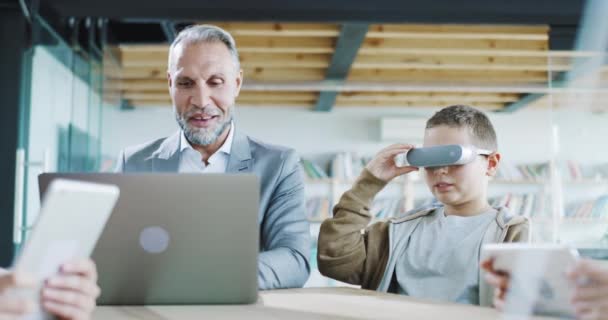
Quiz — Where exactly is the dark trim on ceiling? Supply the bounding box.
[46,0,584,25]
[160,21,176,43]
[315,23,368,112]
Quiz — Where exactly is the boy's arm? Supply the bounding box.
[317,168,391,288]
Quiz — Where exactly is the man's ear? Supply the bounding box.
[167,71,173,90]
[235,69,243,97]
[486,152,501,177]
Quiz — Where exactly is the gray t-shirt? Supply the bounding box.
[396,207,497,305]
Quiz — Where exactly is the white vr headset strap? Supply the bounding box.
[453,145,493,165]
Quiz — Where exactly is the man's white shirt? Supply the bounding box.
[177,122,234,173]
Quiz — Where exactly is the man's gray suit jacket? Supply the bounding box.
[116,129,311,289]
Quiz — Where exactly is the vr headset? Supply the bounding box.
[394,144,492,168]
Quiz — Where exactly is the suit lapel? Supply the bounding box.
[226,128,253,173]
[151,131,181,172]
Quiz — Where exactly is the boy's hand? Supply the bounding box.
[0,270,36,317]
[481,258,510,310]
[41,258,100,320]
[365,144,418,182]
[567,259,608,320]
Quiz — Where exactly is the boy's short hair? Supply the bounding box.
[426,105,498,151]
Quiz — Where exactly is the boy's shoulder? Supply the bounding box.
[389,203,442,224]
[389,205,528,228]
[495,206,529,228]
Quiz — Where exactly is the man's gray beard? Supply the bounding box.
[175,112,233,146]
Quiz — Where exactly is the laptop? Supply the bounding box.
[38,173,259,305]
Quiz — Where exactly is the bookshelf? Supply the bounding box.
[305,176,413,222]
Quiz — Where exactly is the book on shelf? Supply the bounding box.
[330,152,372,181]
[300,158,329,180]
[308,197,408,221]
[490,193,546,218]
[593,163,608,180]
[300,153,372,181]
[311,197,428,221]
[491,192,608,221]
[306,197,331,221]
[495,160,608,183]
[563,161,608,181]
[564,195,608,219]
[496,162,550,181]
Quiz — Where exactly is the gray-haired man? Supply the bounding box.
[116,25,311,289]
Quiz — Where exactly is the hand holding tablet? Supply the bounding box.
[482,243,580,317]
[8,179,119,320]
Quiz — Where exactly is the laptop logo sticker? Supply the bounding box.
[139,226,170,254]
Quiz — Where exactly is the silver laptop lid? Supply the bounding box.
[39,173,259,305]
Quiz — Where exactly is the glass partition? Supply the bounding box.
[15,15,111,244]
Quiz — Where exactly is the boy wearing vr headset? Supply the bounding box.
[317,105,529,306]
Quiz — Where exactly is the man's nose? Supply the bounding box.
[191,85,212,107]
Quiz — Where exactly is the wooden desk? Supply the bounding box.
[94,287,556,320]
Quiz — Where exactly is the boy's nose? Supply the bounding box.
[432,166,449,174]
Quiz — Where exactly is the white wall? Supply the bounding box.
[101,104,608,166]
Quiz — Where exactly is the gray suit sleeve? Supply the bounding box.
[258,150,311,289]
[114,150,126,173]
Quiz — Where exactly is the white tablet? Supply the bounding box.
[11,179,119,319]
[482,243,580,318]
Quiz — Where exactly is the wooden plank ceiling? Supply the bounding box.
[106,22,599,111]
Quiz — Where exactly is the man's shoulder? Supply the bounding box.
[247,135,293,154]
[121,136,173,161]
[246,135,298,160]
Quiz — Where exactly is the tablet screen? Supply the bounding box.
[482,243,579,317]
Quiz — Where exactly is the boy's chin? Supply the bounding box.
[434,194,462,206]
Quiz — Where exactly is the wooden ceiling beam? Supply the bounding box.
[357,48,578,57]
[118,42,336,56]
[116,46,605,60]
[120,53,332,68]
[336,92,520,103]
[351,62,560,72]
[122,92,318,101]
[235,37,336,49]
[126,99,315,107]
[361,38,547,51]
[369,24,549,34]
[119,54,563,71]
[347,69,548,83]
[199,23,549,40]
[107,79,570,94]
[366,24,548,40]
[205,22,340,37]
[334,101,504,109]
[112,66,326,81]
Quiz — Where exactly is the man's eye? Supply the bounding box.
[210,79,224,86]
